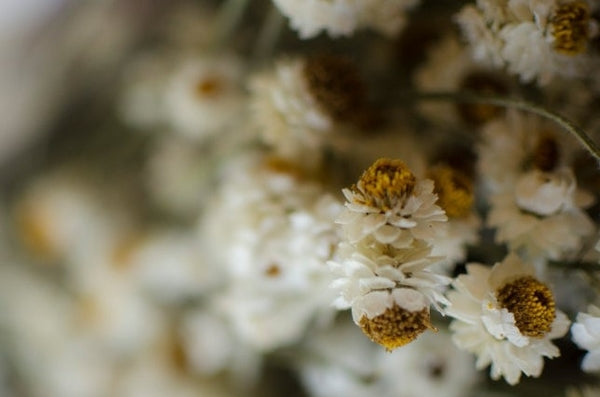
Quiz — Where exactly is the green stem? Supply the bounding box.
[408,91,600,162]
[211,0,251,49]
[252,5,285,66]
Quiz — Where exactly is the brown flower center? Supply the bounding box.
[428,165,474,218]
[551,1,590,55]
[496,276,556,338]
[354,158,416,210]
[359,304,433,351]
[532,135,560,172]
[303,54,367,124]
[457,71,508,125]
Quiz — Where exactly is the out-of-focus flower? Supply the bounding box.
[571,304,600,373]
[446,253,570,385]
[201,153,343,351]
[272,0,420,39]
[297,320,479,397]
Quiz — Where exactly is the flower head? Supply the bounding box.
[339,158,447,248]
[446,253,570,385]
[571,305,600,373]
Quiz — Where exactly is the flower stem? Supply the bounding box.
[212,0,251,48]
[408,91,600,162]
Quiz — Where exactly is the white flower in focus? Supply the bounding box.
[164,54,245,140]
[338,158,447,248]
[571,305,600,373]
[488,168,595,262]
[201,153,343,351]
[272,0,420,39]
[446,253,570,385]
[330,240,450,314]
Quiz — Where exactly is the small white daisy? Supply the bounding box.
[163,53,245,140]
[446,253,570,385]
[456,0,599,84]
[248,55,368,166]
[571,304,600,373]
[337,158,447,248]
[272,0,420,39]
[329,237,451,350]
[487,168,595,263]
[201,153,343,351]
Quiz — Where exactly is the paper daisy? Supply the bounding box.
[456,0,599,84]
[487,168,595,263]
[571,305,600,373]
[248,55,368,165]
[337,158,447,248]
[446,253,570,385]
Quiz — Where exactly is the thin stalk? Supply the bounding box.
[252,5,285,66]
[407,91,600,162]
[211,0,251,49]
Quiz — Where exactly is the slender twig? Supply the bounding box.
[406,91,600,162]
[211,0,251,49]
[253,5,285,66]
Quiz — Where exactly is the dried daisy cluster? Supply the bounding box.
[3,1,600,397]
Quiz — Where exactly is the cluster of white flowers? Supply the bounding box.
[456,0,600,84]
[329,157,451,350]
[3,0,600,396]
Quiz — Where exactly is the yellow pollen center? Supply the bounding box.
[359,304,434,351]
[428,165,474,218]
[496,276,556,338]
[195,76,222,97]
[551,1,590,55]
[355,158,416,210]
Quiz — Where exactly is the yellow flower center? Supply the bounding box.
[551,1,590,55]
[354,158,416,210]
[428,165,474,218]
[496,276,556,338]
[195,76,223,98]
[359,304,433,351]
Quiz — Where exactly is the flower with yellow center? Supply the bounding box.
[550,1,591,56]
[338,158,447,248]
[428,165,474,219]
[353,288,435,351]
[446,253,570,385]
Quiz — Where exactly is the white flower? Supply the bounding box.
[446,253,570,385]
[338,158,447,248]
[456,0,599,84]
[297,320,479,397]
[164,53,245,140]
[329,240,450,314]
[329,238,451,350]
[488,168,595,262]
[571,305,600,372]
[272,0,420,39]
[248,57,333,164]
[201,153,343,351]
